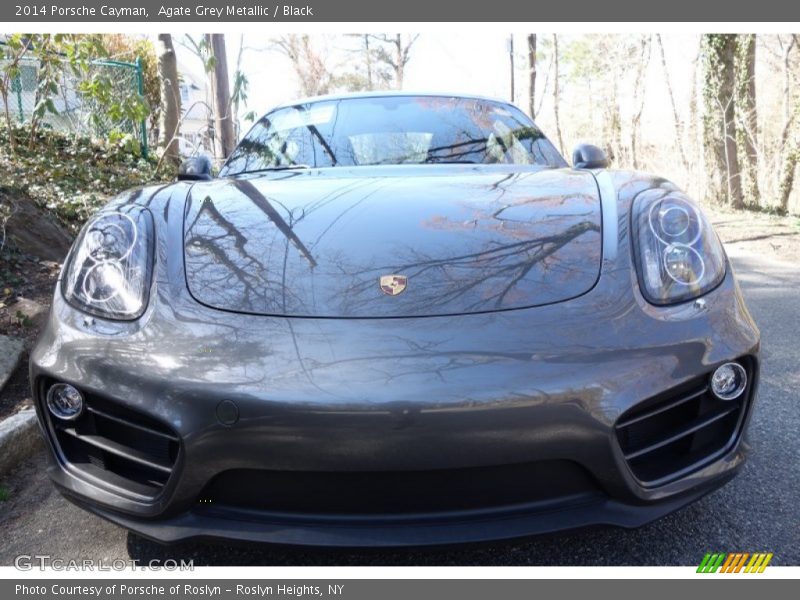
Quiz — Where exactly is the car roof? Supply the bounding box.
[268,90,519,113]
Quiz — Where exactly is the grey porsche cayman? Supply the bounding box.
[31,92,760,547]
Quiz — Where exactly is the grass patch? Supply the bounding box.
[0,486,9,502]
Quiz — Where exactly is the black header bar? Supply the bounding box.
[3,0,800,23]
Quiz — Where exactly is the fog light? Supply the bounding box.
[710,362,747,401]
[46,383,84,420]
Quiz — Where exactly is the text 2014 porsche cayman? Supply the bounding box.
[32,93,759,546]
[25,6,150,18]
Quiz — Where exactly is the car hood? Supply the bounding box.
[183,165,602,318]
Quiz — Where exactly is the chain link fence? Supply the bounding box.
[2,54,148,157]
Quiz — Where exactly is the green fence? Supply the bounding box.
[3,55,148,158]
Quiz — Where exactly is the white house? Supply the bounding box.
[176,65,214,157]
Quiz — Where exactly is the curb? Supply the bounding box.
[0,407,44,477]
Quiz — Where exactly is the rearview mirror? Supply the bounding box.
[177,155,213,181]
[572,144,608,170]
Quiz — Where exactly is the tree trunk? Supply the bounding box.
[630,35,651,170]
[552,34,565,156]
[394,34,404,89]
[777,138,798,214]
[509,35,515,103]
[701,35,744,209]
[206,33,236,161]
[156,34,181,165]
[535,50,553,118]
[781,35,796,144]
[736,34,760,208]
[527,34,537,118]
[364,35,373,89]
[606,76,622,164]
[657,34,690,176]
[688,41,702,183]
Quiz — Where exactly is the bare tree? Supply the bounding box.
[702,34,744,209]
[777,35,800,214]
[367,34,420,89]
[552,34,565,155]
[535,45,553,118]
[781,35,798,139]
[363,34,373,89]
[777,137,799,214]
[736,34,760,207]
[230,34,249,137]
[630,35,651,169]
[156,34,181,165]
[205,33,236,160]
[777,33,800,156]
[350,34,376,90]
[656,34,690,175]
[274,34,333,96]
[688,41,702,180]
[340,34,393,91]
[527,34,537,119]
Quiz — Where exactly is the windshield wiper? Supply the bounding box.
[422,159,478,164]
[245,164,312,173]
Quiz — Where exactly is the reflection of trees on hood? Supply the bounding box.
[185,186,310,314]
[183,173,601,317]
[335,216,600,314]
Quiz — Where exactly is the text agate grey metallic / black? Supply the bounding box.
[30,93,759,547]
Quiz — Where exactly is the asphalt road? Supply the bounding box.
[0,249,797,566]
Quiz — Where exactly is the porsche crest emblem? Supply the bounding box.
[380,274,408,296]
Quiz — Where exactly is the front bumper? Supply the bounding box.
[30,234,760,546]
[60,470,739,547]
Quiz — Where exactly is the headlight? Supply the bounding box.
[632,191,726,305]
[62,207,154,320]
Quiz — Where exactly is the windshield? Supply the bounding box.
[220,96,567,176]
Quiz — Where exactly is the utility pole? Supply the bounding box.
[508,35,515,103]
[205,33,236,161]
[527,34,537,118]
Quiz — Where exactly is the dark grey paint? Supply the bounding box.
[184,166,602,317]
[30,163,760,546]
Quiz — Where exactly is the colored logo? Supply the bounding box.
[380,274,408,296]
[697,552,773,573]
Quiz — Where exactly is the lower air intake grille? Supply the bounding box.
[41,382,180,500]
[197,460,603,516]
[615,358,753,486]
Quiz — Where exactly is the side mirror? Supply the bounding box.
[572,144,608,170]
[178,155,213,181]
